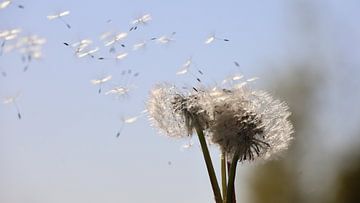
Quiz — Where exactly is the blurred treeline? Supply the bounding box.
[244,1,360,203]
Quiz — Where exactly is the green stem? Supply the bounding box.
[221,152,227,202]
[226,152,239,203]
[194,125,222,203]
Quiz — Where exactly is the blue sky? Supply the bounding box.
[1,0,360,202]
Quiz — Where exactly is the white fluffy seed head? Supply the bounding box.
[147,80,294,163]
[146,83,211,138]
[205,85,294,162]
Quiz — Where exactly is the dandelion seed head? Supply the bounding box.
[207,84,294,162]
[147,83,210,138]
[147,83,189,138]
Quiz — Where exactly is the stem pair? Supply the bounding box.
[194,124,223,203]
[194,123,239,203]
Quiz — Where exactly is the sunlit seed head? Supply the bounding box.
[147,83,212,138]
[146,83,191,138]
[207,83,294,163]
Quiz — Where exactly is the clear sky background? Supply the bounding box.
[1,0,360,202]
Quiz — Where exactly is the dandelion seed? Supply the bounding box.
[91,75,112,94]
[156,32,176,44]
[102,32,127,53]
[176,57,203,84]
[132,14,152,25]
[246,77,259,82]
[116,114,140,137]
[205,35,215,44]
[3,92,22,119]
[77,47,99,58]
[100,31,112,40]
[105,86,130,96]
[176,58,192,75]
[116,52,128,60]
[47,10,71,29]
[130,14,151,30]
[222,74,244,85]
[13,35,46,72]
[181,139,194,151]
[234,81,247,89]
[205,34,229,44]
[23,65,28,72]
[0,0,11,9]
[106,70,139,99]
[129,26,137,31]
[0,28,21,55]
[104,32,127,46]
[0,29,21,39]
[124,116,138,124]
[234,61,240,67]
[70,39,92,53]
[133,41,146,51]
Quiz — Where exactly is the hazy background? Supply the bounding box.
[1,0,360,202]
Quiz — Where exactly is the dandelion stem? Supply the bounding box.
[194,124,222,203]
[221,152,227,202]
[226,152,239,203]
